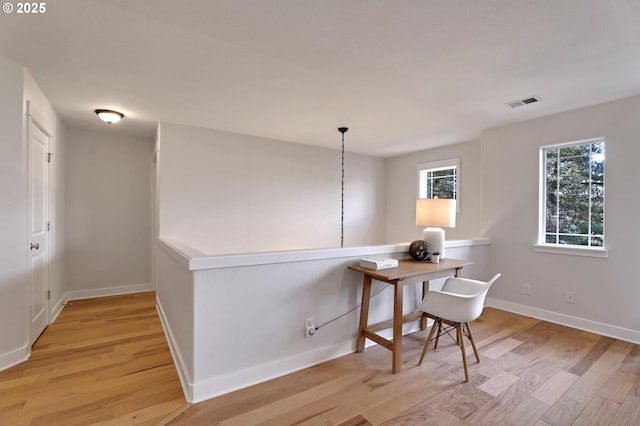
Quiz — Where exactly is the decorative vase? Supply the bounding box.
[431,254,440,264]
[409,240,429,261]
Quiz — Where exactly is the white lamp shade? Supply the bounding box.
[416,198,456,228]
[416,198,456,259]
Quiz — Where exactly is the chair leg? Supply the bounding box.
[418,318,439,365]
[458,325,469,382]
[465,322,480,363]
[433,319,443,350]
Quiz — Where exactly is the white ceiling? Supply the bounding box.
[1,0,639,157]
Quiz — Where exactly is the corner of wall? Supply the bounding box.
[155,294,194,402]
[0,343,30,373]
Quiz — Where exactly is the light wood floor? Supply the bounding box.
[2,293,640,425]
[168,307,640,426]
[0,292,187,426]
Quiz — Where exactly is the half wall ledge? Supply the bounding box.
[155,236,490,402]
[157,237,491,270]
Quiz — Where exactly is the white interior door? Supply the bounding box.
[28,119,50,345]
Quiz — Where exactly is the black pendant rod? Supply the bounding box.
[338,127,348,248]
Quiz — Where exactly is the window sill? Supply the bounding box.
[533,244,608,258]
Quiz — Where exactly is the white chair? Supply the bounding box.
[417,273,501,382]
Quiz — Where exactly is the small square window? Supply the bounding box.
[417,158,460,212]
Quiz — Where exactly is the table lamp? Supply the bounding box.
[416,198,456,259]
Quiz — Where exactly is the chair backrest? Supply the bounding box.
[441,273,501,296]
[432,273,501,323]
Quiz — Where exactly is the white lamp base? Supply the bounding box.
[422,227,446,259]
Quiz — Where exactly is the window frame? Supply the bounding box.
[417,158,461,212]
[535,138,608,258]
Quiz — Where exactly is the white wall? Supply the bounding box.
[0,57,29,368]
[385,139,483,243]
[156,240,195,399]
[158,122,387,254]
[0,58,66,370]
[49,119,66,318]
[157,239,489,402]
[481,94,640,339]
[65,129,154,297]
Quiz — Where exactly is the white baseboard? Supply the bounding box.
[0,343,30,373]
[191,321,426,404]
[191,341,356,404]
[155,297,194,402]
[50,293,69,323]
[486,297,640,345]
[66,283,154,301]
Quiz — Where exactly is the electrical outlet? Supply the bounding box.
[304,317,315,338]
[566,291,575,304]
[523,284,531,295]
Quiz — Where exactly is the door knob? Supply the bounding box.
[30,243,39,250]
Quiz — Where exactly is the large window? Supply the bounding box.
[540,139,605,248]
[417,158,460,211]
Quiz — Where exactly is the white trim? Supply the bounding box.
[25,105,53,346]
[446,238,490,248]
[158,237,490,271]
[190,320,427,403]
[49,293,69,323]
[417,158,460,173]
[540,136,605,150]
[538,147,546,244]
[158,237,201,269]
[486,298,640,345]
[189,243,411,270]
[46,286,147,329]
[25,100,51,136]
[191,341,354,403]
[538,138,606,249]
[0,343,31,373]
[66,283,154,301]
[156,297,194,402]
[533,244,608,258]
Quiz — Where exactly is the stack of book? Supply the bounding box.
[359,258,399,270]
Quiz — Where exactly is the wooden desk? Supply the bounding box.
[348,258,473,373]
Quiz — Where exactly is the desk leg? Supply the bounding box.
[356,275,372,352]
[392,281,403,373]
[420,280,429,330]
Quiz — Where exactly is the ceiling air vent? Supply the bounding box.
[506,96,541,108]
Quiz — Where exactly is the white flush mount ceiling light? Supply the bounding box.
[95,109,124,124]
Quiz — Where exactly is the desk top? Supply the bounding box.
[348,258,472,282]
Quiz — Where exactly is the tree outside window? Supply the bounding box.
[417,158,460,212]
[542,140,605,247]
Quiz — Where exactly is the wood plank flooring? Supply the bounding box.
[168,307,640,426]
[0,292,187,426]
[2,293,639,425]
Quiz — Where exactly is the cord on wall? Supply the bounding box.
[315,282,388,331]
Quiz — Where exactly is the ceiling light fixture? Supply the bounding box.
[95,109,125,124]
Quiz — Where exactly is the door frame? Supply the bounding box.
[25,100,52,345]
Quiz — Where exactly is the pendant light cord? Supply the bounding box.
[341,132,345,248]
[338,127,348,248]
